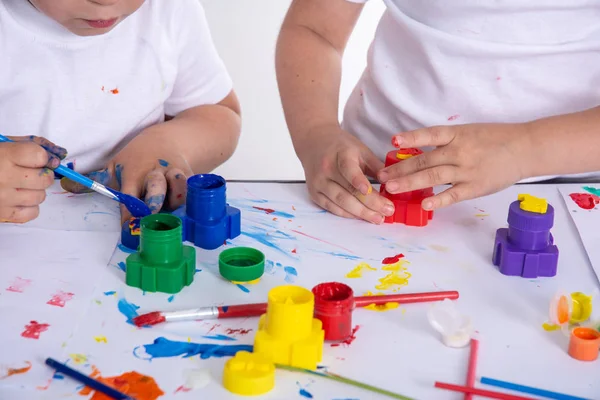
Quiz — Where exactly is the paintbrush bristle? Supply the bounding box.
[107,188,151,217]
[133,312,165,327]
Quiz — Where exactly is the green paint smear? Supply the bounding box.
[582,186,600,196]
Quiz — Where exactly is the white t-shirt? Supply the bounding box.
[0,0,232,173]
[342,0,600,181]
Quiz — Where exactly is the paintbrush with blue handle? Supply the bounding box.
[0,134,151,217]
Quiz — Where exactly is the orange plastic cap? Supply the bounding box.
[568,327,600,361]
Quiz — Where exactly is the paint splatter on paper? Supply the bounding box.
[0,361,32,380]
[133,337,252,360]
[70,354,88,365]
[21,321,50,339]
[94,336,108,343]
[80,370,164,400]
[6,277,32,293]
[346,262,376,278]
[569,193,599,210]
[117,298,140,325]
[361,291,399,312]
[382,253,404,264]
[331,326,360,347]
[47,290,74,307]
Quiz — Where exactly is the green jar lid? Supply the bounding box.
[219,247,265,282]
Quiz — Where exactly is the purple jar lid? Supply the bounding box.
[507,200,554,231]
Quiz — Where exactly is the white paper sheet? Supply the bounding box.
[559,184,600,286]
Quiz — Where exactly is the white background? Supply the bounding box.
[204,0,386,181]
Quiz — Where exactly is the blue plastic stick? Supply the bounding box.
[480,377,590,400]
[45,358,134,400]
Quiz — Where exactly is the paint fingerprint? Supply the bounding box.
[79,370,164,400]
[118,298,140,325]
[6,277,32,293]
[346,262,376,278]
[330,325,360,347]
[133,337,252,360]
[284,266,298,283]
[569,193,599,210]
[21,321,50,339]
[46,290,74,307]
[0,361,32,380]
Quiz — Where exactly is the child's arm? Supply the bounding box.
[378,106,600,210]
[277,0,395,224]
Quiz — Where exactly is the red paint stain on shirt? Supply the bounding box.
[382,253,404,264]
[447,114,460,121]
[569,193,600,210]
[21,321,50,339]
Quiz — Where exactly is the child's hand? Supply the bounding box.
[0,136,67,223]
[299,125,395,224]
[61,153,191,224]
[377,123,530,210]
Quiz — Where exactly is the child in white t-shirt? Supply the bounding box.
[0,0,240,223]
[276,0,600,224]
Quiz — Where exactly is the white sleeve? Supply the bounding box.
[164,0,233,116]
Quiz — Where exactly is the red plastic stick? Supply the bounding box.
[354,291,458,307]
[217,303,267,318]
[435,382,537,400]
[465,338,479,400]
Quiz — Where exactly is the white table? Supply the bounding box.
[1,182,598,400]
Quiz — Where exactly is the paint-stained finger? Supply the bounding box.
[11,135,68,160]
[379,149,451,183]
[165,169,187,211]
[8,141,60,169]
[322,179,385,224]
[61,167,114,193]
[143,169,167,214]
[119,169,146,224]
[0,205,40,224]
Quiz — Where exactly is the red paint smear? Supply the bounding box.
[176,193,183,199]
[291,248,297,254]
[292,205,296,211]
[101,86,105,92]
[80,370,164,400]
[1,361,32,379]
[6,277,32,293]
[272,217,278,221]
[175,386,191,393]
[447,114,460,121]
[291,230,356,254]
[110,88,119,95]
[207,323,220,334]
[330,325,360,347]
[21,321,50,339]
[225,328,253,335]
[569,193,600,210]
[382,253,404,264]
[47,290,74,307]
[253,206,275,214]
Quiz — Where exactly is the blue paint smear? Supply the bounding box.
[103,291,116,296]
[135,336,252,360]
[265,260,276,275]
[236,284,250,293]
[284,266,298,283]
[241,227,296,258]
[299,388,313,398]
[117,262,127,273]
[158,159,169,167]
[195,269,202,274]
[323,252,361,260]
[167,295,175,303]
[271,210,294,218]
[115,164,123,187]
[53,373,64,380]
[117,298,140,325]
[222,306,229,313]
[117,243,136,254]
[202,334,236,341]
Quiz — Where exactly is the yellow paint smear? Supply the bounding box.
[346,262,376,278]
[542,323,560,331]
[93,336,107,343]
[475,213,489,218]
[69,354,87,365]
[231,278,260,285]
[381,260,410,272]
[364,302,399,312]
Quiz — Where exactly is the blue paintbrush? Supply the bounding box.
[0,134,150,217]
[45,358,134,400]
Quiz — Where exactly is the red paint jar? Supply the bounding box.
[312,282,355,341]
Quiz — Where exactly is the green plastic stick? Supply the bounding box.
[275,364,414,400]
